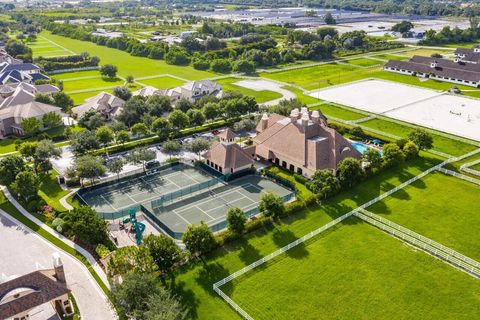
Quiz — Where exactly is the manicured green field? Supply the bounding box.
[261,63,371,91]
[216,78,283,103]
[53,70,102,80]
[359,118,478,156]
[227,219,480,320]
[310,103,367,121]
[471,162,480,171]
[136,76,185,89]
[62,76,124,93]
[281,86,320,105]
[38,171,70,212]
[371,54,409,61]
[345,58,381,67]
[171,154,444,319]
[368,172,480,260]
[39,31,217,79]
[399,48,454,58]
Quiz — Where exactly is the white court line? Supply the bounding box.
[170,209,193,224]
[194,205,215,220]
[164,176,181,189]
[100,195,117,211]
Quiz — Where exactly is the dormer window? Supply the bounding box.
[430,61,437,68]
[474,47,480,53]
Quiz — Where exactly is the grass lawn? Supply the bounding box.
[443,42,480,49]
[38,170,70,213]
[171,154,444,319]
[359,118,479,156]
[40,31,217,79]
[311,103,367,121]
[52,70,102,80]
[266,166,313,201]
[260,63,369,91]
[367,172,480,261]
[399,48,454,58]
[471,162,480,171]
[371,54,409,61]
[69,89,114,105]
[226,219,480,320]
[216,78,283,103]
[62,76,124,93]
[281,86,319,105]
[344,57,381,67]
[136,75,185,89]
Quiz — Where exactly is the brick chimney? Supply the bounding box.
[53,253,66,284]
[261,113,269,131]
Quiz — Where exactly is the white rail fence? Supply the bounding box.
[355,209,480,278]
[213,157,459,319]
[436,167,480,186]
[460,158,480,177]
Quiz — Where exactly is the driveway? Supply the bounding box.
[0,211,117,320]
[233,78,297,106]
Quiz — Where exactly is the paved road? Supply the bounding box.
[0,211,117,320]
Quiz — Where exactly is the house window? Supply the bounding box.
[230,168,233,173]
[297,168,303,175]
[282,161,287,168]
[219,167,223,173]
[289,164,294,171]
[275,158,279,165]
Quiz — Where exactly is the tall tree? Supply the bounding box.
[42,112,62,129]
[408,129,433,150]
[95,125,114,151]
[106,157,124,180]
[337,157,365,188]
[151,118,172,141]
[168,110,189,129]
[74,155,106,185]
[161,140,181,160]
[35,139,61,173]
[11,171,39,201]
[21,117,41,136]
[259,192,285,219]
[185,138,210,160]
[66,206,109,246]
[126,147,156,172]
[0,156,26,186]
[182,222,217,258]
[100,64,118,78]
[144,290,188,320]
[227,207,247,235]
[310,169,341,199]
[143,234,183,278]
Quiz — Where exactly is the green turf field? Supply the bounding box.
[216,78,283,103]
[171,154,444,319]
[62,76,124,92]
[399,48,454,58]
[281,86,320,105]
[310,103,367,121]
[37,31,217,79]
[371,54,409,61]
[367,172,480,261]
[136,75,185,89]
[69,89,114,105]
[260,63,367,91]
[344,57,381,67]
[226,219,480,320]
[52,70,102,80]
[359,118,478,156]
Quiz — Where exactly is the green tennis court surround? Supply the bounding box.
[75,162,294,239]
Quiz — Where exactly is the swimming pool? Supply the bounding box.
[351,142,369,154]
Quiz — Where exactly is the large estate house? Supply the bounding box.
[0,256,74,320]
[384,54,480,88]
[202,108,361,178]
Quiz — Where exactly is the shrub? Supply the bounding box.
[293,173,309,184]
[95,243,111,258]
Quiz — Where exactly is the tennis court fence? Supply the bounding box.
[150,175,226,209]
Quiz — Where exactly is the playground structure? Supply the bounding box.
[122,209,146,245]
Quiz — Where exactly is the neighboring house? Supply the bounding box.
[454,45,480,64]
[132,86,163,97]
[133,80,222,104]
[0,62,49,85]
[0,255,74,320]
[0,101,63,137]
[252,109,361,177]
[71,91,125,120]
[202,128,253,174]
[0,49,23,65]
[384,55,480,88]
[0,82,59,109]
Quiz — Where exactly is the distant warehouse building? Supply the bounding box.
[384,55,480,88]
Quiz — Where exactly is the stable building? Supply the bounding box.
[384,55,480,88]
[454,45,480,64]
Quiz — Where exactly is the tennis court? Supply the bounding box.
[78,163,214,214]
[144,175,293,236]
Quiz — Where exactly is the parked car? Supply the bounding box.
[212,129,220,135]
[146,160,160,170]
